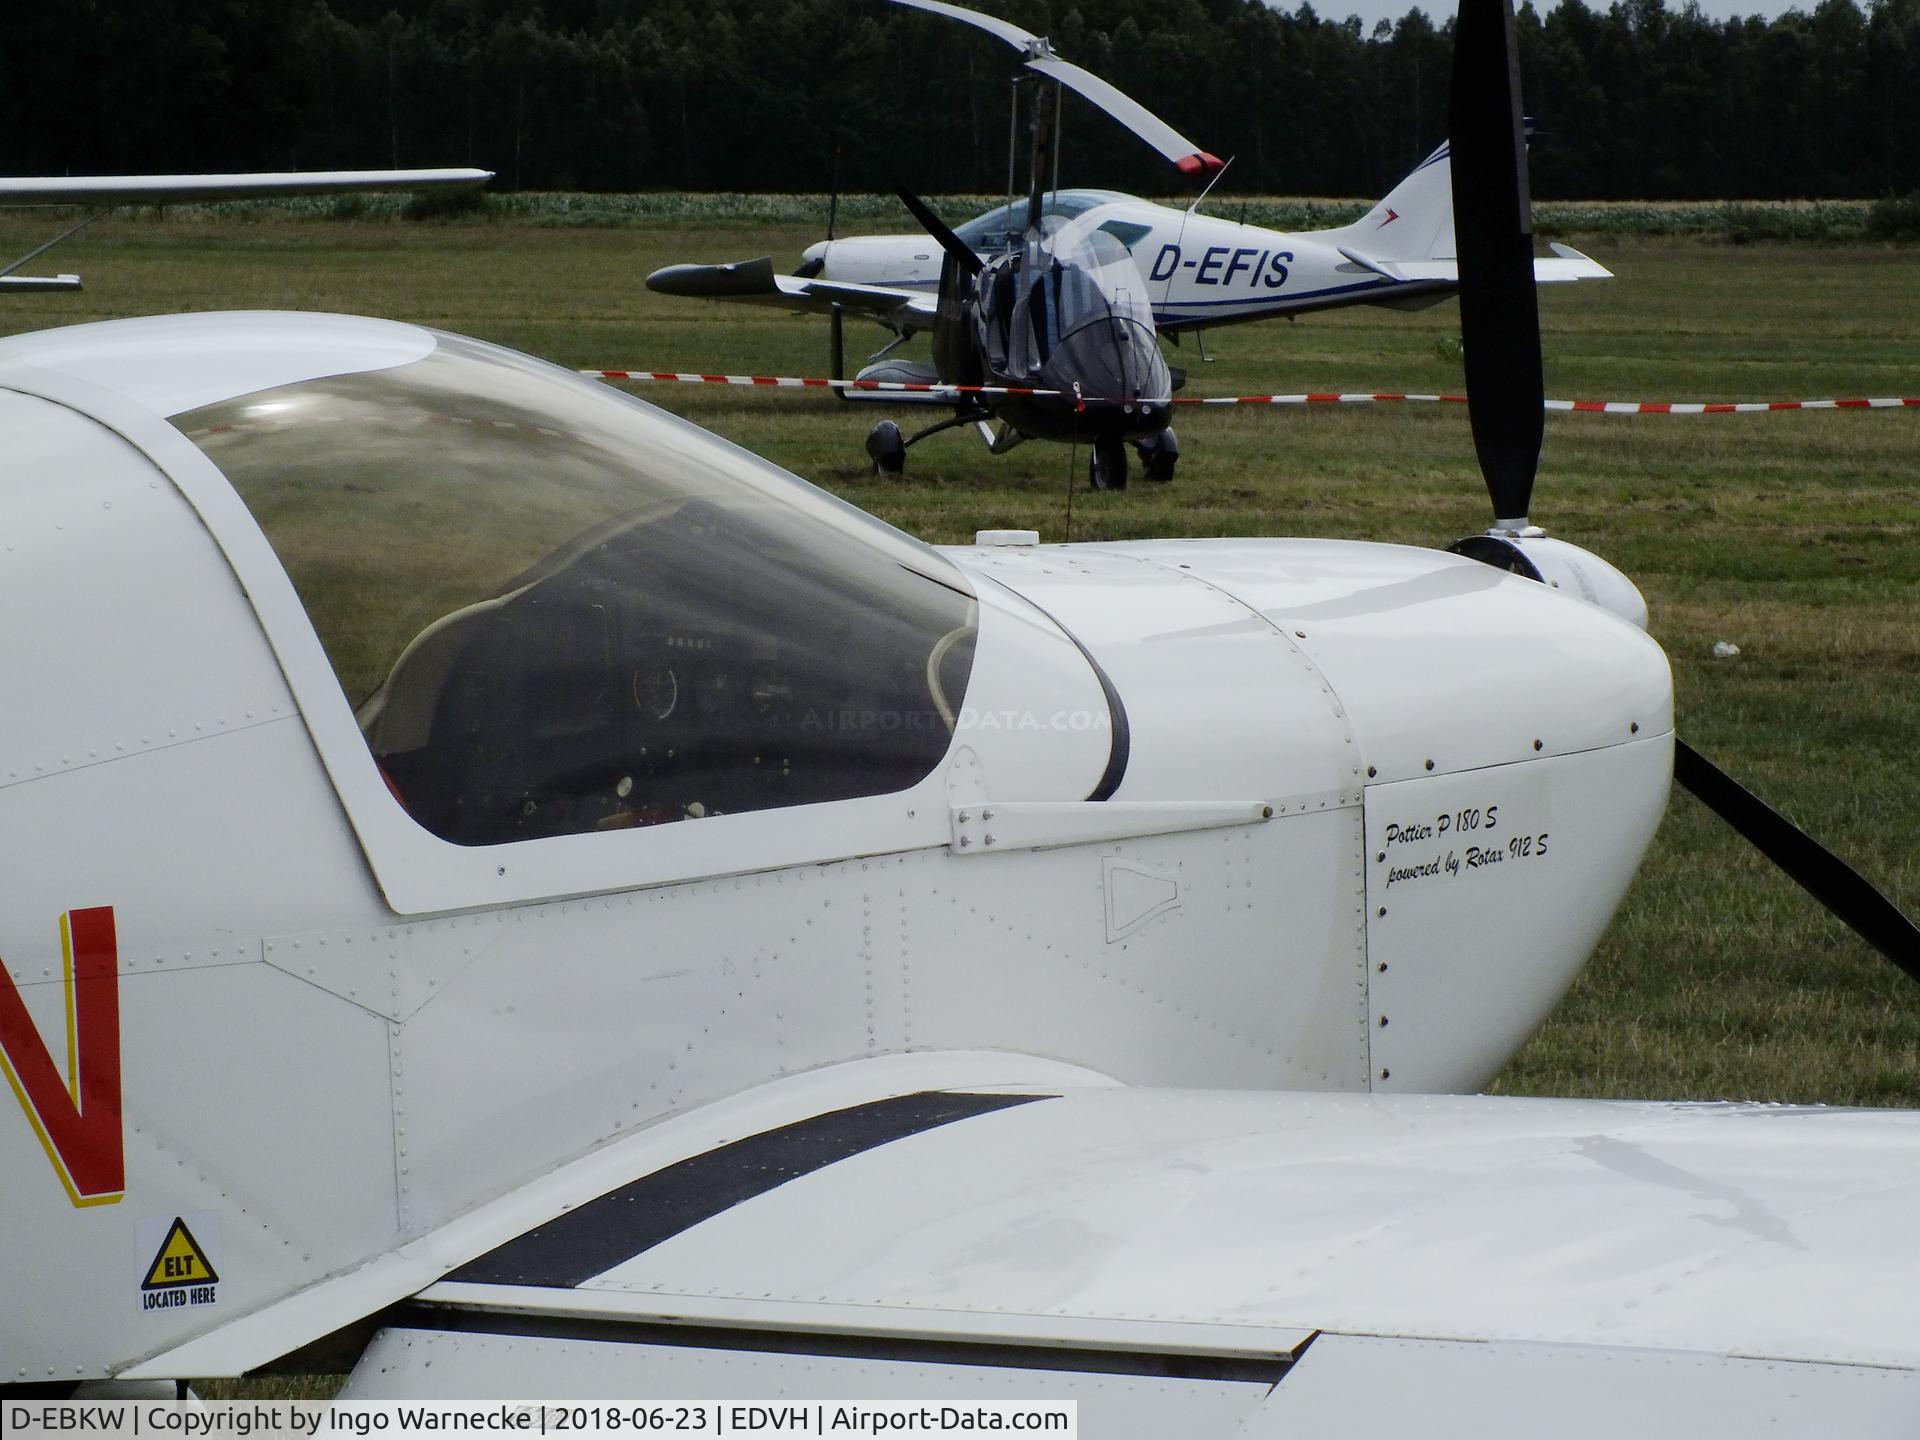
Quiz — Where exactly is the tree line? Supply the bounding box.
[4,0,1917,202]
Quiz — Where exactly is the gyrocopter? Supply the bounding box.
[649,0,1198,490]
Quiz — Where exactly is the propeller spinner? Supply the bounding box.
[1445,0,1919,984]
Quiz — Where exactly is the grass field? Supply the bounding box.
[4,212,1917,1109]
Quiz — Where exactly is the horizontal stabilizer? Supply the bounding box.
[1545,240,1615,277]
[1339,242,1613,286]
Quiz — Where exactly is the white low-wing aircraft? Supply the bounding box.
[0,168,493,292]
[649,0,1609,345]
[2,2,1916,1429]
[798,148,1611,339]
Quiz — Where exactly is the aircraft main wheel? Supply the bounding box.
[1137,428,1179,483]
[1089,436,1128,491]
[867,420,906,475]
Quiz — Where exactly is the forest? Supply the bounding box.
[3,0,1916,202]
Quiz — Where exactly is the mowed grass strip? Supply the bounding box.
[2,215,1916,1106]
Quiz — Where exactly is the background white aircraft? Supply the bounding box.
[0,0,1914,1429]
[650,0,1610,345]
[0,168,492,293]
[801,146,1611,340]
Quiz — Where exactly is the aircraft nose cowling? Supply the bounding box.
[810,234,943,288]
[950,536,1674,1093]
[1119,537,1674,786]
[979,536,1672,794]
[1104,536,1675,1091]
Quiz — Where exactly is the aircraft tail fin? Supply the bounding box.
[1328,140,1458,263]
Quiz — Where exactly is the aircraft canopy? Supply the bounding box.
[980,226,1158,385]
[173,332,977,845]
[953,189,1129,252]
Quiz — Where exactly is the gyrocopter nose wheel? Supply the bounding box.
[866,420,907,475]
[1089,434,1129,490]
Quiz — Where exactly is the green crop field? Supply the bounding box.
[4,209,1917,1113]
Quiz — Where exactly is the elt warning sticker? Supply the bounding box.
[137,1213,220,1312]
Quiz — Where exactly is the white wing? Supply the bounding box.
[0,273,80,292]
[0,168,493,293]
[0,167,492,206]
[137,1064,1920,1434]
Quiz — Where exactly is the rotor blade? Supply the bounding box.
[894,189,982,277]
[1023,57,1222,177]
[888,0,1221,177]
[890,0,1038,51]
[1448,0,1543,530]
[1675,738,1920,985]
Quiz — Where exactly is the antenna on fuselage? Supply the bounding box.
[1023,71,1055,238]
[1052,80,1063,198]
[1005,75,1021,244]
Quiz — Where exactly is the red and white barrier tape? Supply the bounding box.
[588,371,1919,414]
[586,369,1060,397]
[1172,391,1920,412]
[1169,391,1465,406]
[1549,396,1918,413]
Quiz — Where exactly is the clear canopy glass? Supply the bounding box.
[174,332,976,846]
[952,189,1129,253]
[978,223,1157,382]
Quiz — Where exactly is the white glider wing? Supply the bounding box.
[0,168,493,293]
[144,1063,1918,1433]
[646,255,940,334]
[0,167,493,207]
[0,274,81,292]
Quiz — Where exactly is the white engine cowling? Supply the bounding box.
[1450,531,1650,629]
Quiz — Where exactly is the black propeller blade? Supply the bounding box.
[1449,0,1544,532]
[1676,741,1920,984]
[1449,0,1920,987]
